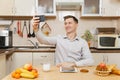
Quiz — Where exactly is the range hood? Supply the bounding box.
[56,0,83,10]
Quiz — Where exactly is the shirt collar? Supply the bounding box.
[63,34,80,41]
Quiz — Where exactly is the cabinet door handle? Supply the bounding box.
[101,8,102,15]
[41,56,47,57]
[101,8,105,15]
[103,8,105,15]
[14,7,16,14]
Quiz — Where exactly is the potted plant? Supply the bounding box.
[81,30,93,47]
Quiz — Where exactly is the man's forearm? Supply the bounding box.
[35,30,57,45]
[75,58,94,67]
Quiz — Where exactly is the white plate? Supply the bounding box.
[60,67,78,73]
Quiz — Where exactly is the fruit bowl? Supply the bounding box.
[95,70,111,76]
[11,64,38,79]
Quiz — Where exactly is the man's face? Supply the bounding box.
[64,18,78,34]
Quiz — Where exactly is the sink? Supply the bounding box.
[17,48,41,50]
[17,48,33,50]
[17,47,53,51]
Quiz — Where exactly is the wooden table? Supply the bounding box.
[2,66,120,80]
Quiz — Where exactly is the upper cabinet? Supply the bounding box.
[36,0,56,16]
[14,0,35,16]
[81,0,102,17]
[0,0,14,16]
[102,0,120,17]
[81,0,120,17]
[0,0,56,17]
[0,0,35,16]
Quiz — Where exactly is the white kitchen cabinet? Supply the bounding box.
[0,0,56,16]
[81,0,120,17]
[33,52,55,66]
[11,52,32,72]
[6,54,13,75]
[102,0,120,16]
[0,0,35,16]
[81,0,102,16]
[36,0,56,16]
[0,55,6,79]
[14,0,35,16]
[0,0,14,16]
[92,53,120,68]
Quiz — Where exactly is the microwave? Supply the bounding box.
[0,30,13,49]
[94,34,120,49]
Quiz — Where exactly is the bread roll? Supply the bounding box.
[80,69,89,73]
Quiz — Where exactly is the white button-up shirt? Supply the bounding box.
[36,31,94,67]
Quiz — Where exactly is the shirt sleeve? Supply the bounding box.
[75,40,94,67]
[35,30,57,45]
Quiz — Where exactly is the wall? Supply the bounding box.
[0,11,120,47]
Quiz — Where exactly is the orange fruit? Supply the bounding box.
[33,72,38,78]
[23,64,33,71]
[15,69,21,74]
[31,69,38,73]
[11,72,16,78]
[11,71,21,79]
[15,73,21,79]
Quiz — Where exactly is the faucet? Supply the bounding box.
[28,40,39,49]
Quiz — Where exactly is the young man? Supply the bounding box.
[32,15,94,67]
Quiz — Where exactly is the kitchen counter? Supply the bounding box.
[91,48,120,53]
[0,47,55,56]
[15,47,55,52]
[0,50,6,55]
[0,48,14,56]
[2,66,120,80]
[1,47,120,56]
[14,47,120,53]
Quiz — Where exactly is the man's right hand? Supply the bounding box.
[32,16,40,32]
[56,62,76,68]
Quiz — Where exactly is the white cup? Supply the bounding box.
[43,63,50,71]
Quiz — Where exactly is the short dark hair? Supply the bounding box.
[64,15,78,24]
